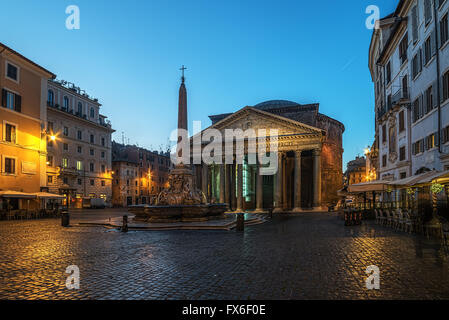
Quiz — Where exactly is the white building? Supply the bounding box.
[369,0,449,181]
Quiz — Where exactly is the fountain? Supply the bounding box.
[131,67,227,223]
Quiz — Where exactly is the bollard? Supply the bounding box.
[61,210,70,227]
[236,212,244,231]
[122,215,128,232]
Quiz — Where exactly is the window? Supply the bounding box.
[1,89,21,112]
[411,5,419,43]
[90,163,94,172]
[90,179,94,186]
[63,96,69,110]
[90,134,94,144]
[426,133,436,150]
[412,50,422,79]
[90,148,94,156]
[4,157,16,174]
[441,14,449,47]
[76,161,83,171]
[63,126,69,136]
[47,176,53,184]
[424,36,432,64]
[425,86,434,114]
[101,137,105,146]
[400,172,407,179]
[424,0,432,25]
[47,90,54,106]
[413,139,424,155]
[399,33,408,65]
[382,124,387,143]
[101,151,105,158]
[6,62,19,82]
[101,164,105,173]
[47,122,53,134]
[77,102,83,116]
[78,179,82,185]
[399,146,406,161]
[90,107,95,118]
[77,146,82,153]
[63,177,68,184]
[63,143,68,151]
[386,62,391,84]
[399,111,405,132]
[382,155,387,167]
[62,158,68,168]
[5,123,17,143]
[77,130,82,140]
[47,155,53,167]
[443,70,449,102]
[413,97,421,122]
[101,180,105,187]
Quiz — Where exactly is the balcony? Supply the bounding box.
[391,87,410,107]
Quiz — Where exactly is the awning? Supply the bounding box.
[413,170,449,186]
[388,171,437,188]
[31,192,65,199]
[347,180,390,193]
[0,191,37,199]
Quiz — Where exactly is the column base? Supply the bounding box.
[291,207,305,213]
[311,206,326,212]
[273,207,284,213]
[253,208,268,214]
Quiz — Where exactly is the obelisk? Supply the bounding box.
[177,65,188,164]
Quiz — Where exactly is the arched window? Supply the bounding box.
[47,90,54,106]
[90,107,95,118]
[77,102,83,115]
[63,96,69,109]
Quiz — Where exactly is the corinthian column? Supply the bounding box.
[254,163,265,213]
[236,163,243,211]
[201,164,208,202]
[313,149,322,210]
[219,164,225,203]
[273,151,283,213]
[292,150,302,212]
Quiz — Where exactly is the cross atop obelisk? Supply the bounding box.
[180,65,187,83]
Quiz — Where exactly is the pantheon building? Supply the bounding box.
[192,100,344,212]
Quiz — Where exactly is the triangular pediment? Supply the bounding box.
[210,106,323,136]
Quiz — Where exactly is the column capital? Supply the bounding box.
[313,149,321,156]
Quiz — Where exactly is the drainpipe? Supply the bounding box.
[407,102,413,176]
[433,0,442,153]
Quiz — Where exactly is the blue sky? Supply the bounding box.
[1,0,398,169]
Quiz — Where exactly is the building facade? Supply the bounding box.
[46,80,114,208]
[0,42,55,208]
[195,100,345,211]
[369,0,449,182]
[344,156,367,185]
[111,142,172,207]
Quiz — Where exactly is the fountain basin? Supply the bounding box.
[129,204,227,223]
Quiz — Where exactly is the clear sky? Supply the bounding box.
[1,0,398,169]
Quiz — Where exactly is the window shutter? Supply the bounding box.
[424,90,429,114]
[431,29,437,57]
[1,89,6,107]
[419,48,423,72]
[420,94,424,118]
[412,6,418,43]
[441,75,446,103]
[433,81,438,107]
[424,0,431,23]
[15,94,21,112]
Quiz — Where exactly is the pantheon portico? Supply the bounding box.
[192,100,345,212]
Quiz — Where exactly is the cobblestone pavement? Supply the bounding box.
[1,210,449,300]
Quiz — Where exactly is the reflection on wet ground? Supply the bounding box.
[0,210,448,299]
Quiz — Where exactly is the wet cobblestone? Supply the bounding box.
[1,212,449,299]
